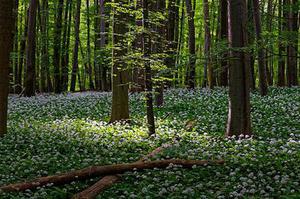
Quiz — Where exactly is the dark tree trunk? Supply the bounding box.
[99,0,109,91]
[40,0,50,92]
[252,0,268,96]
[12,0,19,94]
[247,0,256,90]
[203,0,213,89]
[53,0,64,93]
[61,0,72,92]
[143,0,156,135]
[24,0,38,97]
[154,0,165,107]
[226,0,252,136]
[131,0,145,93]
[277,0,285,86]
[219,0,228,87]
[86,0,94,90]
[165,0,179,87]
[16,7,28,94]
[70,0,81,92]
[94,0,101,90]
[110,0,130,122]
[185,0,196,89]
[286,0,298,86]
[0,1,15,136]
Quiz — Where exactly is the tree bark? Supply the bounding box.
[0,159,225,192]
[70,0,82,92]
[185,0,196,89]
[277,0,285,86]
[226,0,252,136]
[53,0,64,93]
[252,0,268,96]
[286,0,298,86]
[24,0,38,97]
[219,0,228,87]
[72,144,172,199]
[203,0,213,89]
[0,1,15,136]
[144,0,156,135]
[61,0,72,92]
[110,0,130,122]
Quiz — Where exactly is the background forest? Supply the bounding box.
[0,0,299,198]
[10,0,299,95]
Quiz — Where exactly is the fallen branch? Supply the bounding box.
[0,159,224,192]
[72,144,171,199]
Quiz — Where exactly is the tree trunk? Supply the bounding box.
[185,0,196,89]
[203,0,213,89]
[110,0,130,122]
[0,1,15,136]
[24,0,38,97]
[277,0,285,86]
[61,0,72,92]
[219,0,228,87]
[86,0,94,90]
[0,159,225,192]
[12,0,19,94]
[252,0,268,96]
[144,0,156,135]
[286,0,298,86]
[226,0,252,136]
[53,0,64,93]
[72,144,172,199]
[70,0,81,92]
[99,0,109,91]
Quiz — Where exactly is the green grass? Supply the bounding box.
[0,87,299,198]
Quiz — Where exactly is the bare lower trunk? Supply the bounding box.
[226,0,252,136]
[0,1,15,136]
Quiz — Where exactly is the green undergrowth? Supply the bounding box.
[0,87,299,198]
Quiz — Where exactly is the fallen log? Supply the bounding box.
[72,144,171,199]
[0,159,224,192]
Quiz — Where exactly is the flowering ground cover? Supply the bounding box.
[0,87,299,198]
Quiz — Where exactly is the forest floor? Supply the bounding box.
[0,87,300,199]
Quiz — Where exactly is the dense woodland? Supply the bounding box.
[0,0,299,198]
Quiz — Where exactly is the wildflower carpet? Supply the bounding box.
[0,87,299,198]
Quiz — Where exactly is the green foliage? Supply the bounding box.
[0,87,299,198]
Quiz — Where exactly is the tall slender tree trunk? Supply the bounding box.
[226,0,252,136]
[154,0,165,107]
[40,0,50,92]
[99,0,109,91]
[143,0,156,135]
[286,0,298,86]
[110,0,130,122]
[203,0,213,89]
[247,0,256,90]
[277,0,285,86]
[13,0,19,94]
[61,0,72,91]
[53,0,64,93]
[252,0,268,96]
[70,0,81,92]
[219,0,228,87]
[131,0,145,93]
[165,0,179,87]
[16,6,28,94]
[24,0,38,97]
[86,0,94,90]
[185,0,196,89]
[0,1,15,136]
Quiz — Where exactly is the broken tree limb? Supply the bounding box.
[72,144,171,199]
[0,159,224,192]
